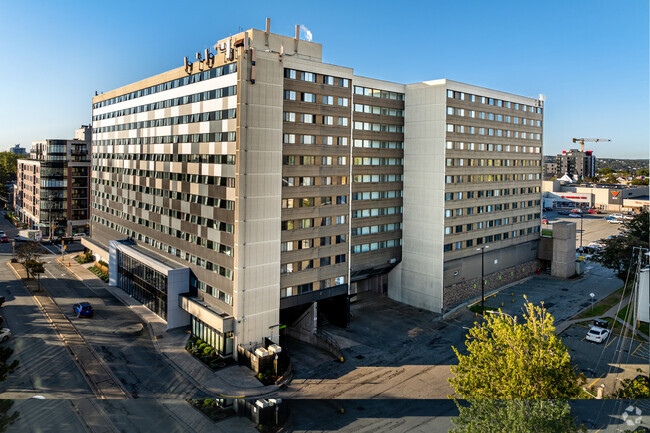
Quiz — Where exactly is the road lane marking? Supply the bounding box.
[587,373,606,388]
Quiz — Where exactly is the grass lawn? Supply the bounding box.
[573,286,627,320]
[541,229,553,237]
[617,304,650,336]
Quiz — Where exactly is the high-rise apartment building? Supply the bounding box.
[15,126,91,237]
[87,23,543,358]
[544,149,595,180]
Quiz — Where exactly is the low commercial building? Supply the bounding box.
[542,180,649,211]
[14,126,91,237]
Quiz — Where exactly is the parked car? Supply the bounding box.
[558,210,570,215]
[593,319,609,329]
[0,328,10,343]
[72,233,87,239]
[607,218,623,224]
[572,208,583,214]
[568,213,580,218]
[587,242,603,249]
[586,326,609,344]
[0,235,8,243]
[586,209,601,214]
[541,218,548,224]
[542,207,552,212]
[73,302,94,318]
[611,213,623,219]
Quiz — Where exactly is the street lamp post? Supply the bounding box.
[476,245,489,313]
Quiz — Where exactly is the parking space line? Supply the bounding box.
[588,373,605,388]
[604,335,617,349]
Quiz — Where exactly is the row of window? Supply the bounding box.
[94,153,236,165]
[353,157,403,166]
[93,109,237,134]
[281,196,347,208]
[91,177,236,214]
[281,275,347,298]
[446,141,540,153]
[93,166,235,188]
[197,281,232,306]
[444,227,541,252]
[284,69,350,88]
[446,124,541,140]
[447,107,542,126]
[93,131,236,147]
[92,190,234,233]
[445,158,541,167]
[445,214,541,235]
[280,254,347,274]
[284,90,349,107]
[92,85,237,121]
[351,222,402,236]
[282,155,348,166]
[353,174,404,183]
[353,86,404,101]
[353,139,404,149]
[352,206,403,218]
[354,104,404,117]
[445,205,540,218]
[444,187,540,200]
[283,112,349,126]
[282,176,348,187]
[281,215,348,230]
[352,238,402,253]
[281,234,347,252]
[92,215,234,280]
[283,134,348,146]
[351,190,402,201]
[92,202,234,257]
[444,173,541,183]
[93,63,237,109]
[353,121,404,133]
[446,90,542,114]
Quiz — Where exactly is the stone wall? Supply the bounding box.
[442,259,544,310]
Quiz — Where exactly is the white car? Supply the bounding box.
[568,213,580,218]
[586,326,609,343]
[611,213,623,219]
[607,219,623,224]
[0,328,11,343]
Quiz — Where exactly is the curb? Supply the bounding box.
[441,276,535,320]
[56,258,280,399]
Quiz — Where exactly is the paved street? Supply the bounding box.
[544,208,627,248]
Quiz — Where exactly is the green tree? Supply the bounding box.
[637,168,649,177]
[597,168,614,175]
[449,299,584,399]
[631,178,649,186]
[450,400,586,433]
[592,210,649,278]
[611,375,649,399]
[14,242,41,265]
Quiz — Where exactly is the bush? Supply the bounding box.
[75,252,94,264]
[89,266,109,282]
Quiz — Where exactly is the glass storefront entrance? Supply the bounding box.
[116,251,168,320]
[191,316,233,356]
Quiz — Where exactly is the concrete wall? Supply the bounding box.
[166,268,190,330]
[388,81,446,312]
[550,221,576,278]
[232,49,283,349]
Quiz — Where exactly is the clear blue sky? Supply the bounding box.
[0,0,647,158]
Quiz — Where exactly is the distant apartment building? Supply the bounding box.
[545,149,595,180]
[14,126,91,237]
[87,24,543,357]
[9,144,27,155]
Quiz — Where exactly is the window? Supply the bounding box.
[337,137,348,146]
[338,97,349,107]
[338,78,349,87]
[338,117,349,126]
[323,75,335,85]
[301,72,316,82]
[447,107,454,115]
[284,90,296,100]
[323,95,334,105]
[285,69,297,79]
[323,116,334,125]
[283,112,296,122]
[302,92,316,103]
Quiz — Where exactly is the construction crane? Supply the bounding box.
[572,138,611,152]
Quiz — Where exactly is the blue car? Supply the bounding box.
[73,302,94,318]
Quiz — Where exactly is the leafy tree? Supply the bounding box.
[14,243,41,265]
[450,399,586,433]
[631,178,649,186]
[598,168,614,175]
[592,210,649,278]
[637,168,649,177]
[611,375,649,399]
[0,152,20,184]
[449,299,584,399]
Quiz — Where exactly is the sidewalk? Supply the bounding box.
[59,256,278,399]
[556,294,649,341]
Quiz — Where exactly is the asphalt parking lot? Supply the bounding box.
[542,209,627,248]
